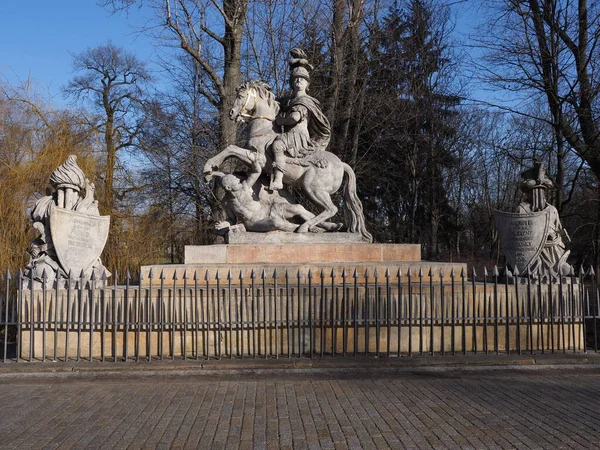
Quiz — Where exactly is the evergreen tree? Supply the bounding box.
[360,0,460,256]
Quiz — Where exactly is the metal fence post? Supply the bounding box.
[3,270,10,364]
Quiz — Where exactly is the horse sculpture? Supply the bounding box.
[204,81,372,242]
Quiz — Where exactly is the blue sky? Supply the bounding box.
[1,1,490,108]
[0,1,156,106]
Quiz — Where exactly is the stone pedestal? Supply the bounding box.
[141,239,464,285]
[184,242,421,265]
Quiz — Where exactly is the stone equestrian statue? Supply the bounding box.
[204,49,372,242]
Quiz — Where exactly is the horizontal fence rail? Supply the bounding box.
[0,266,599,362]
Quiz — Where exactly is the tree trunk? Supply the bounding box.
[220,0,247,149]
[333,0,363,159]
[327,0,347,139]
[104,111,115,215]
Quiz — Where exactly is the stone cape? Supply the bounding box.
[49,204,110,277]
[494,209,550,271]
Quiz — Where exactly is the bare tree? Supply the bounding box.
[327,0,365,159]
[477,0,600,193]
[241,0,327,94]
[101,0,248,150]
[64,42,150,215]
[138,54,220,256]
[0,81,98,271]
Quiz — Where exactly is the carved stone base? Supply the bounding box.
[184,242,421,265]
[225,231,365,245]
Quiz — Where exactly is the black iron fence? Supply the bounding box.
[1,266,599,362]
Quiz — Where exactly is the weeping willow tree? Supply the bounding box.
[0,87,98,272]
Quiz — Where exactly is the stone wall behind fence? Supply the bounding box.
[18,280,586,361]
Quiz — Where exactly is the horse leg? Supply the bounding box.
[295,186,338,233]
[203,145,258,180]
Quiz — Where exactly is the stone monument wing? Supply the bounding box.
[494,209,550,272]
[494,160,572,277]
[25,155,110,286]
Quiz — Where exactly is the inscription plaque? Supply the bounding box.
[494,209,550,271]
[50,204,110,276]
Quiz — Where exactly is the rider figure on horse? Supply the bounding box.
[269,49,331,190]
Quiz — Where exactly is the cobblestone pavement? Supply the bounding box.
[1,368,599,449]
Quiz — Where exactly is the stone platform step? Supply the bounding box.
[184,243,421,265]
[140,242,465,285]
[140,261,466,285]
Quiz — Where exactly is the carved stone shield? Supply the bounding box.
[49,204,110,276]
[494,209,550,271]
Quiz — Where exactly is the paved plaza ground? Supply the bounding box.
[0,360,599,449]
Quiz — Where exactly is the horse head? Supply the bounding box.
[230,80,280,123]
